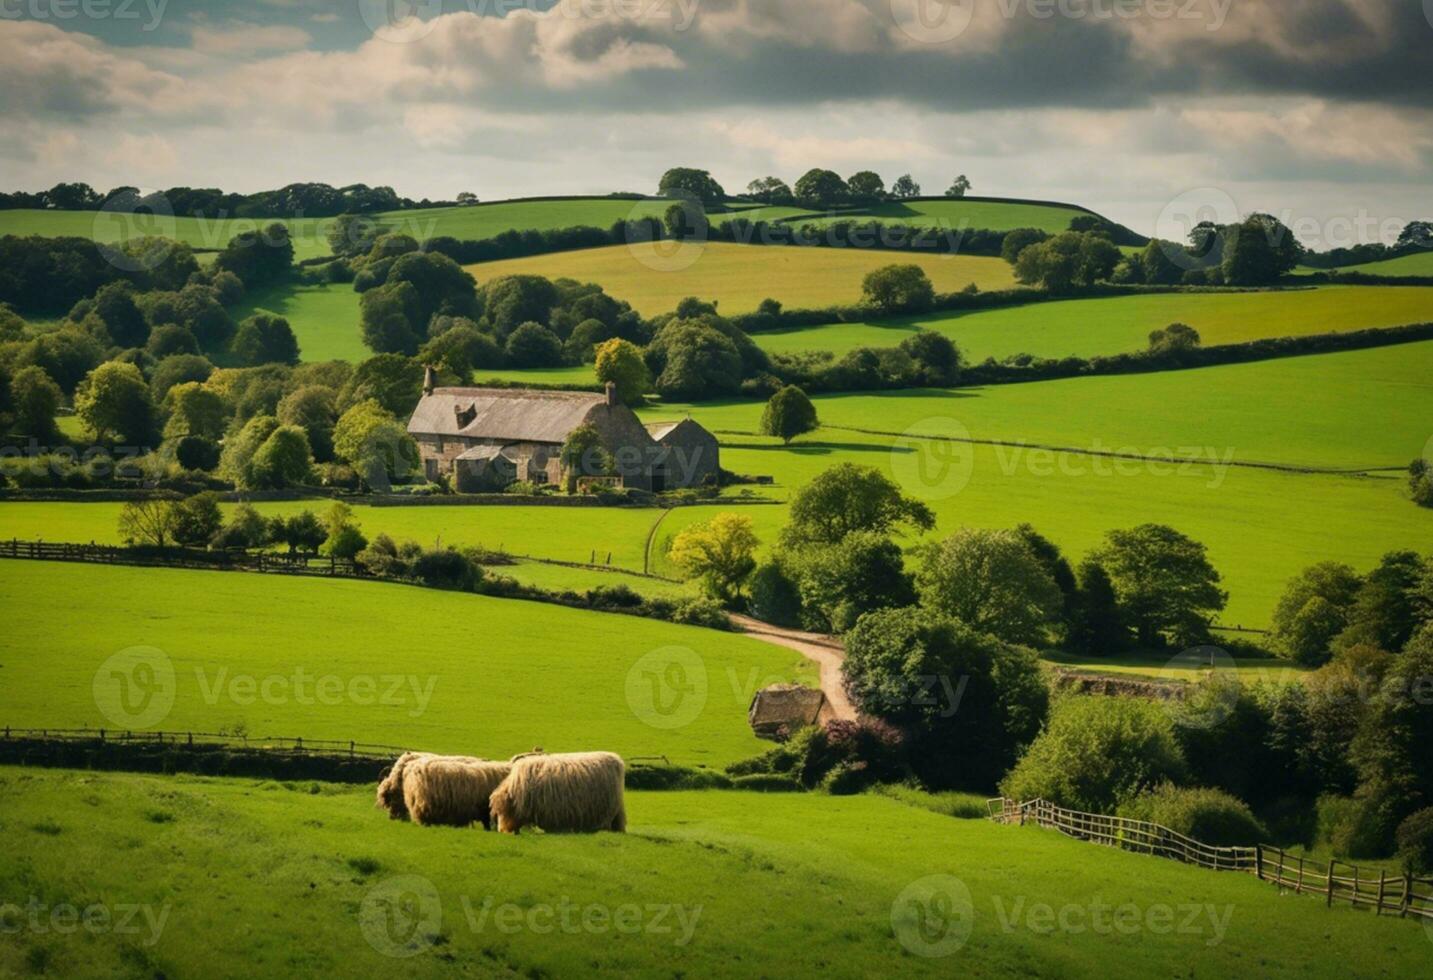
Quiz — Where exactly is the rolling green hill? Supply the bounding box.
[373,198,676,241]
[0,209,335,262]
[3,768,1427,979]
[753,286,1433,362]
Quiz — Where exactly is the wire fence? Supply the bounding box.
[988,797,1433,923]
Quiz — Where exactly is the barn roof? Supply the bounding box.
[644,418,711,443]
[408,387,605,443]
[748,684,828,737]
[455,443,517,463]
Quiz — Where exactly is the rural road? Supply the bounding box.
[730,614,858,721]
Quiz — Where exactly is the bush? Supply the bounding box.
[1000,696,1188,812]
[748,560,802,627]
[730,774,803,793]
[624,764,732,791]
[1318,783,1412,859]
[174,435,220,472]
[1395,807,1433,874]
[1117,784,1267,847]
[669,597,730,630]
[821,761,873,795]
[410,548,482,591]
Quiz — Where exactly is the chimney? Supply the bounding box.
[422,364,437,396]
[605,381,618,407]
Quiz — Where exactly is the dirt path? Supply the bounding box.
[729,614,858,721]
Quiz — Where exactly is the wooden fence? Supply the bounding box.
[0,726,407,758]
[1,539,365,577]
[988,797,1433,923]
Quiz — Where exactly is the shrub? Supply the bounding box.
[1000,696,1188,812]
[821,761,873,795]
[174,435,220,472]
[747,560,802,627]
[1117,784,1267,847]
[669,597,730,630]
[411,548,482,591]
[1394,807,1433,874]
[624,764,732,791]
[730,774,802,793]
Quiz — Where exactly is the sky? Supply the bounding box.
[1,0,1431,243]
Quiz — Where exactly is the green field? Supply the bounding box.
[1333,250,1433,277]
[3,768,1426,979]
[373,198,676,242]
[794,198,1095,234]
[0,209,335,262]
[754,286,1433,362]
[232,279,364,363]
[465,242,1017,315]
[0,562,810,765]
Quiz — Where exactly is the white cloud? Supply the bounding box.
[191,22,314,56]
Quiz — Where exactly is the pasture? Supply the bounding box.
[1331,251,1433,277]
[793,197,1095,234]
[754,285,1433,362]
[0,561,810,766]
[372,198,676,242]
[2,768,1427,980]
[231,279,364,363]
[0,209,335,262]
[464,242,1016,315]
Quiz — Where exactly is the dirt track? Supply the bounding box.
[729,614,857,721]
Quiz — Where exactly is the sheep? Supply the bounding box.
[489,751,626,834]
[374,751,481,821]
[403,757,513,829]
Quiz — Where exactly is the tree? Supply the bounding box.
[174,435,220,472]
[1221,213,1303,286]
[843,608,1047,790]
[249,425,313,489]
[118,499,177,548]
[668,513,760,603]
[1148,323,1201,355]
[760,385,819,445]
[277,385,339,462]
[1270,562,1362,665]
[1000,227,1047,264]
[360,280,424,356]
[504,322,565,368]
[213,223,294,285]
[270,510,326,555]
[1335,551,1428,654]
[328,213,380,257]
[793,169,849,209]
[1350,626,1433,839]
[149,354,214,400]
[455,191,479,206]
[945,175,972,198]
[649,322,743,401]
[890,174,921,199]
[790,532,916,633]
[1013,231,1121,291]
[1091,524,1228,647]
[231,314,300,366]
[87,282,149,349]
[1067,560,1127,655]
[219,414,280,488]
[915,527,1063,646]
[170,492,223,548]
[162,381,227,441]
[75,361,156,444]
[593,338,649,406]
[1140,240,1187,285]
[421,322,504,379]
[321,501,367,559]
[897,332,961,386]
[558,423,612,493]
[1000,696,1188,812]
[663,200,707,240]
[146,324,201,359]
[784,463,935,546]
[861,264,935,313]
[339,355,424,417]
[658,168,725,205]
[1410,459,1433,508]
[332,399,419,490]
[9,366,62,441]
[745,177,793,205]
[846,171,886,202]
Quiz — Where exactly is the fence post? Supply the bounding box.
[1255,846,1263,881]
[1402,872,1412,918]
[1295,855,1304,894]
[1377,870,1386,915]
[1326,860,1336,908]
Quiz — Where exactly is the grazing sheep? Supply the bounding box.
[403,757,513,829]
[375,751,481,821]
[489,751,626,834]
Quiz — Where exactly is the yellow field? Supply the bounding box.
[465,242,1016,315]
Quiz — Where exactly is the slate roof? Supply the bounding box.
[408,387,605,444]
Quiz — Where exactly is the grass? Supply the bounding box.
[464,242,1016,316]
[372,198,676,241]
[1330,251,1433,277]
[754,286,1433,362]
[0,209,335,262]
[486,559,692,600]
[2,768,1427,979]
[231,279,364,363]
[794,198,1093,234]
[1040,650,1309,687]
[0,561,812,765]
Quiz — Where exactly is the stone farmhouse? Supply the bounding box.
[407,372,720,493]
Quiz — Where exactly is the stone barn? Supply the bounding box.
[644,418,721,491]
[407,373,719,493]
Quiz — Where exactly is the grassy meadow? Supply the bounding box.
[792,198,1094,234]
[0,561,811,765]
[754,285,1433,362]
[232,279,364,363]
[0,209,335,262]
[464,242,1016,315]
[1331,251,1433,277]
[372,198,677,241]
[2,768,1427,980]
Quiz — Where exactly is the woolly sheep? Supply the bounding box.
[489,751,626,834]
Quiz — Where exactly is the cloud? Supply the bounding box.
[191,22,313,55]
[0,20,191,119]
